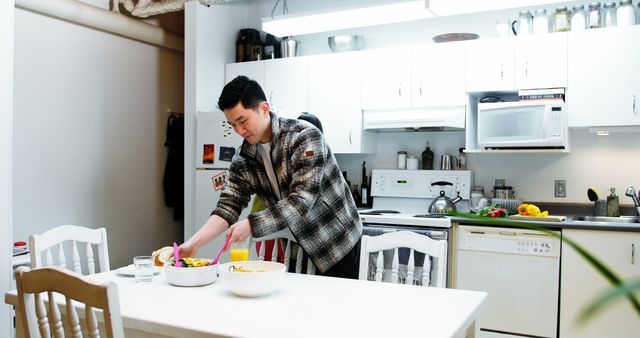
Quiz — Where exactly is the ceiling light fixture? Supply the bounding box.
[262,0,573,38]
[427,0,570,16]
[262,0,434,37]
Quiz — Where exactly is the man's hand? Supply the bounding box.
[178,241,198,259]
[227,218,252,244]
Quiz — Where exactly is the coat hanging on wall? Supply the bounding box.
[163,113,184,221]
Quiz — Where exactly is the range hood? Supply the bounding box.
[362,106,465,132]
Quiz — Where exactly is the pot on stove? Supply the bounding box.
[429,190,462,215]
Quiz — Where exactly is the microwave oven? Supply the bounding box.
[477,100,567,149]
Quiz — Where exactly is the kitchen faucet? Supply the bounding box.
[625,187,640,216]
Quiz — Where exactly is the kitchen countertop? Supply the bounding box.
[451,214,640,232]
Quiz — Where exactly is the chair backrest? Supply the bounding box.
[29,225,110,275]
[359,231,447,287]
[251,228,316,275]
[15,266,124,338]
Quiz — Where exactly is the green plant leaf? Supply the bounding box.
[579,277,640,323]
[452,212,640,320]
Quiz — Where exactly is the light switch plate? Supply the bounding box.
[555,180,566,197]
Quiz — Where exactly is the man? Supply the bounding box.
[180,76,362,278]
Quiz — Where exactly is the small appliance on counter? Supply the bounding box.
[236,28,262,62]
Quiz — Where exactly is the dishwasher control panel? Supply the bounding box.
[458,225,561,258]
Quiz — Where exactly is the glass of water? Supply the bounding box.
[133,256,154,283]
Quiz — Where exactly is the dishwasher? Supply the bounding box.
[455,225,561,338]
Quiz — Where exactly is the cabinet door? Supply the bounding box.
[567,26,640,127]
[264,57,308,119]
[412,42,466,107]
[514,33,567,90]
[560,229,640,338]
[361,48,411,110]
[465,38,515,92]
[225,61,265,86]
[308,53,375,154]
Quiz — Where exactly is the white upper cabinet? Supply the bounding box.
[567,25,640,127]
[560,229,640,338]
[308,53,376,154]
[465,38,515,92]
[412,42,466,107]
[225,61,265,86]
[264,57,309,119]
[361,48,412,110]
[514,33,567,90]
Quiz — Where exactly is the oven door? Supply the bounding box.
[362,223,449,287]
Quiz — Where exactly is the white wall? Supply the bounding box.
[244,0,640,205]
[1,1,14,336]
[184,1,250,239]
[13,7,184,268]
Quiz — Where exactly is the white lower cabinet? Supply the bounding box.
[308,53,375,154]
[560,229,640,338]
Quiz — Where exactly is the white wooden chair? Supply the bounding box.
[251,228,316,274]
[15,266,124,338]
[29,225,110,275]
[359,231,447,287]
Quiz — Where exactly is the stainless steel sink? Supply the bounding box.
[573,216,640,223]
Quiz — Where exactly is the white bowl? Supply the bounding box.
[218,261,286,297]
[164,262,218,287]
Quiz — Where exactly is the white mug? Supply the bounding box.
[496,19,511,37]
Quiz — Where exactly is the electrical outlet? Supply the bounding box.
[555,180,566,197]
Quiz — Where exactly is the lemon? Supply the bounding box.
[538,211,549,217]
[526,204,541,216]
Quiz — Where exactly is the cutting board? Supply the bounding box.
[508,214,566,222]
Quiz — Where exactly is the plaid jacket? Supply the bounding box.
[212,113,363,273]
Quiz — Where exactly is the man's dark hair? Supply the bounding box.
[218,75,267,111]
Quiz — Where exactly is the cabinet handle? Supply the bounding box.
[398,83,402,97]
[525,61,528,77]
[633,95,637,115]
[632,243,635,265]
[500,63,504,81]
[419,82,423,96]
[349,131,352,145]
[269,91,273,102]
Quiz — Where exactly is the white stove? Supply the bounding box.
[359,170,473,229]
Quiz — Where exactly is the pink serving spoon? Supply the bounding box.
[210,236,232,266]
[173,242,183,267]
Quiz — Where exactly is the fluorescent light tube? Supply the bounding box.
[262,0,434,37]
[428,0,569,16]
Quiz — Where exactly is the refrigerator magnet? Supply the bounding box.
[211,171,227,191]
[203,144,215,164]
[219,146,235,162]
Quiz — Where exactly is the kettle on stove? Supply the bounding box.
[429,190,462,215]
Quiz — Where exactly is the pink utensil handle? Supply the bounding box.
[211,236,232,265]
[173,242,183,267]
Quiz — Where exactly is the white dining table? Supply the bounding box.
[6,268,486,338]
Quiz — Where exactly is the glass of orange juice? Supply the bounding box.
[229,242,250,262]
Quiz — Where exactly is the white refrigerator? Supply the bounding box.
[191,111,254,261]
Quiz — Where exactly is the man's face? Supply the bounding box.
[224,101,271,145]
